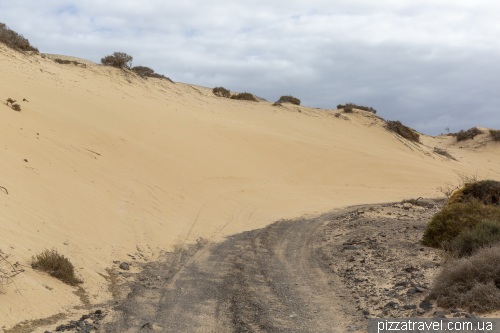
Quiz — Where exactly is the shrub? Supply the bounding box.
[401,198,434,208]
[213,87,231,98]
[230,92,257,101]
[427,244,500,312]
[6,98,15,106]
[131,66,173,82]
[490,129,500,141]
[11,103,21,111]
[446,220,500,257]
[386,120,420,142]
[272,102,282,107]
[344,105,353,113]
[0,22,39,52]
[337,103,377,114]
[433,147,456,160]
[101,52,133,69]
[448,180,500,206]
[277,95,300,105]
[456,127,483,142]
[54,58,81,66]
[421,199,500,248]
[31,249,82,286]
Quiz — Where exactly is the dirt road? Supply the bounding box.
[103,209,359,332]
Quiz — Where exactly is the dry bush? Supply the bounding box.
[456,127,483,142]
[446,220,500,257]
[6,98,15,106]
[213,87,231,98]
[437,172,479,199]
[101,52,133,69]
[230,92,257,101]
[11,103,21,111]
[427,244,500,312]
[344,105,353,113]
[31,249,82,286]
[490,129,500,141]
[401,198,434,208]
[0,22,39,52]
[386,120,420,143]
[337,103,377,114]
[277,95,300,105]
[421,199,500,248]
[131,66,173,82]
[54,58,81,66]
[272,101,283,107]
[433,147,456,160]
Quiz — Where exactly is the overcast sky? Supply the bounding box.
[1,0,499,135]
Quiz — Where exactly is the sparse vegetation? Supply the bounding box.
[5,98,21,111]
[427,244,500,312]
[446,220,500,258]
[386,120,420,143]
[131,66,173,82]
[272,101,282,107]
[101,52,133,69]
[337,103,377,114]
[212,87,231,98]
[456,127,483,142]
[433,147,456,160]
[401,198,434,208]
[277,95,300,105]
[490,129,500,141]
[421,199,500,248]
[31,249,82,286]
[11,104,21,111]
[230,92,257,101]
[448,180,500,206]
[0,22,39,52]
[54,58,82,66]
[344,105,353,113]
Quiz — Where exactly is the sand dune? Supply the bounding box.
[0,43,499,329]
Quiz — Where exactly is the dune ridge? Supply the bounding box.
[0,43,499,329]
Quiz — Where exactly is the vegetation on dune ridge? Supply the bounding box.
[213,87,231,98]
[337,103,377,114]
[456,127,483,142]
[490,129,500,141]
[277,95,300,105]
[230,92,257,101]
[0,22,39,52]
[131,65,173,82]
[386,120,420,143]
[101,52,133,69]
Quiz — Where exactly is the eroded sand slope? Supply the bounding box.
[0,44,499,328]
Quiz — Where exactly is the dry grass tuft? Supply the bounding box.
[31,249,82,286]
[101,52,133,69]
[337,103,377,114]
[0,22,39,52]
[490,129,500,141]
[401,198,434,208]
[213,87,231,98]
[433,147,457,160]
[456,127,483,142]
[277,95,300,105]
[386,120,420,143]
[427,244,500,312]
[230,92,257,101]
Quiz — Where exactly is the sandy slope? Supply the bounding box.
[0,43,499,329]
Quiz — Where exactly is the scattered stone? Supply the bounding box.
[419,302,433,310]
[415,287,424,292]
[450,309,459,313]
[407,288,416,295]
[347,256,355,262]
[142,323,154,329]
[434,311,447,318]
[403,305,417,310]
[395,281,408,287]
[385,301,399,309]
[113,260,120,264]
[119,262,130,270]
[402,267,419,273]
[290,313,298,318]
[343,245,360,250]
[349,326,361,331]
[453,313,461,317]
[465,313,478,318]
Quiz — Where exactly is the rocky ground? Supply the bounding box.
[317,199,480,323]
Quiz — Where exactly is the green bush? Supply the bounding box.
[0,22,39,52]
[421,199,500,248]
[277,95,300,105]
[101,52,133,69]
[448,180,500,206]
[490,129,500,141]
[337,103,377,114]
[386,120,420,142]
[32,249,83,286]
[427,244,500,312]
[213,87,231,98]
[456,127,483,142]
[446,220,500,257]
[230,92,257,101]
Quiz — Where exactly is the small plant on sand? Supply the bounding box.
[230,92,257,101]
[427,244,500,312]
[31,249,82,286]
[433,147,457,160]
[0,22,39,52]
[101,52,133,69]
[54,58,82,66]
[212,87,231,98]
[456,127,483,142]
[131,66,173,82]
[343,105,353,113]
[490,129,500,141]
[5,98,21,111]
[277,95,300,105]
[6,98,15,106]
[386,120,420,143]
[337,103,377,114]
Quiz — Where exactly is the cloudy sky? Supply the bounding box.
[1,0,499,135]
